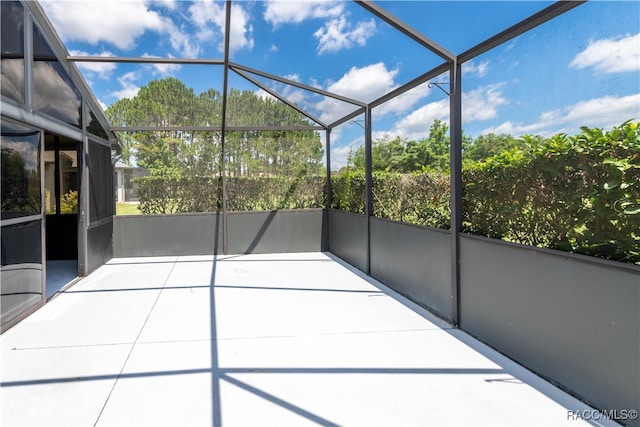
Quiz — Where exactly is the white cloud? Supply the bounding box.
[462,83,508,122]
[188,1,253,54]
[330,144,356,170]
[70,50,116,79]
[386,99,449,141]
[166,24,200,57]
[33,62,82,124]
[264,1,343,26]
[97,99,108,111]
[111,72,141,100]
[229,4,255,53]
[282,88,307,107]
[155,0,178,10]
[40,1,164,50]
[1,58,25,102]
[314,17,376,54]
[254,88,276,101]
[316,63,399,123]
[570,33,640,74]
[374,81,433,117]
[284,74,301,82]
[376,83,509,141]
[141,54,182,76]
[328,62,398,100]
[482,93,640,137]
[462,60,489,78]
[41,0,205,57]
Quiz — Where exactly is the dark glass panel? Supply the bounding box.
[88,142,114,222]
[1,122,41,220]
[1,220,43,327]
[88,110,108,140]
[32,24,82,128]
[1,1,25,104]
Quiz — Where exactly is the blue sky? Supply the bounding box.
[40,0,640,169]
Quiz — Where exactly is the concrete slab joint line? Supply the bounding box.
[93,259,178,427]
[0,253,622,427]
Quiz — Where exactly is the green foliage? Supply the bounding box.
[1,147,40,215]
[136,175,325,214]
[330,170,450,229]
[349,119,454,173]
[463,121,639,264]
[333,121,639,264]
[136,176,222,214]
[330,171,366,213]
[227,175,325,211]
[60,190,78,214]
[107,75,638,264]
[116,202,141,215]
[463,133,522,163]
[106,78,323,177]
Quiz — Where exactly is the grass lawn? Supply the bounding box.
[116,203,141,215]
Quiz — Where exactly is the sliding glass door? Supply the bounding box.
[1,120,45,331]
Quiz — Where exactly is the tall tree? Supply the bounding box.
[106,78,323,177]
[463,133,521,163]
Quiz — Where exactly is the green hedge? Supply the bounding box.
[463,122,639,264]
[330,171,450,229]
[136,175,325,214]
[133,122,639,264]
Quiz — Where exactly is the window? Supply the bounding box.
[1,121,41,220]
[0,1,25,104]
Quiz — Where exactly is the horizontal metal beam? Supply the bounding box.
[0,214,43,228]
[67,56,224,65]
[2,101,85,140]
[111,126,222,132]
[459,1,586,63]
[226,125,324,131]
[229,62,367,108]
[232,68,327,129]
[111,125,323,132]
[370,62,450,109]
[354,0,455,62]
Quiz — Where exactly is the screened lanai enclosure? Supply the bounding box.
[1,0,639,425]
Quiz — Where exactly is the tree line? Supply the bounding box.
[107,77,638,264]
[347,119,522,173]
[106,77,324,178]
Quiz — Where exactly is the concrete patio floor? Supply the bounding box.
[1,252,614,427]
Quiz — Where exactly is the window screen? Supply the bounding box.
[88,141,114,223]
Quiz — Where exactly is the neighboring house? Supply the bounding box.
[114,160,149,203]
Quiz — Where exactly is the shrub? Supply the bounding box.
[60,190,78,214]
[136,175,324,214]
[463,121,639,264]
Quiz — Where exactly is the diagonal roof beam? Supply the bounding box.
[232,68,328,128]
[459,1,586,63]
[370,62,450,109]
[229,62,367,108]
[354,0,455,62]
[327,106,367,130]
